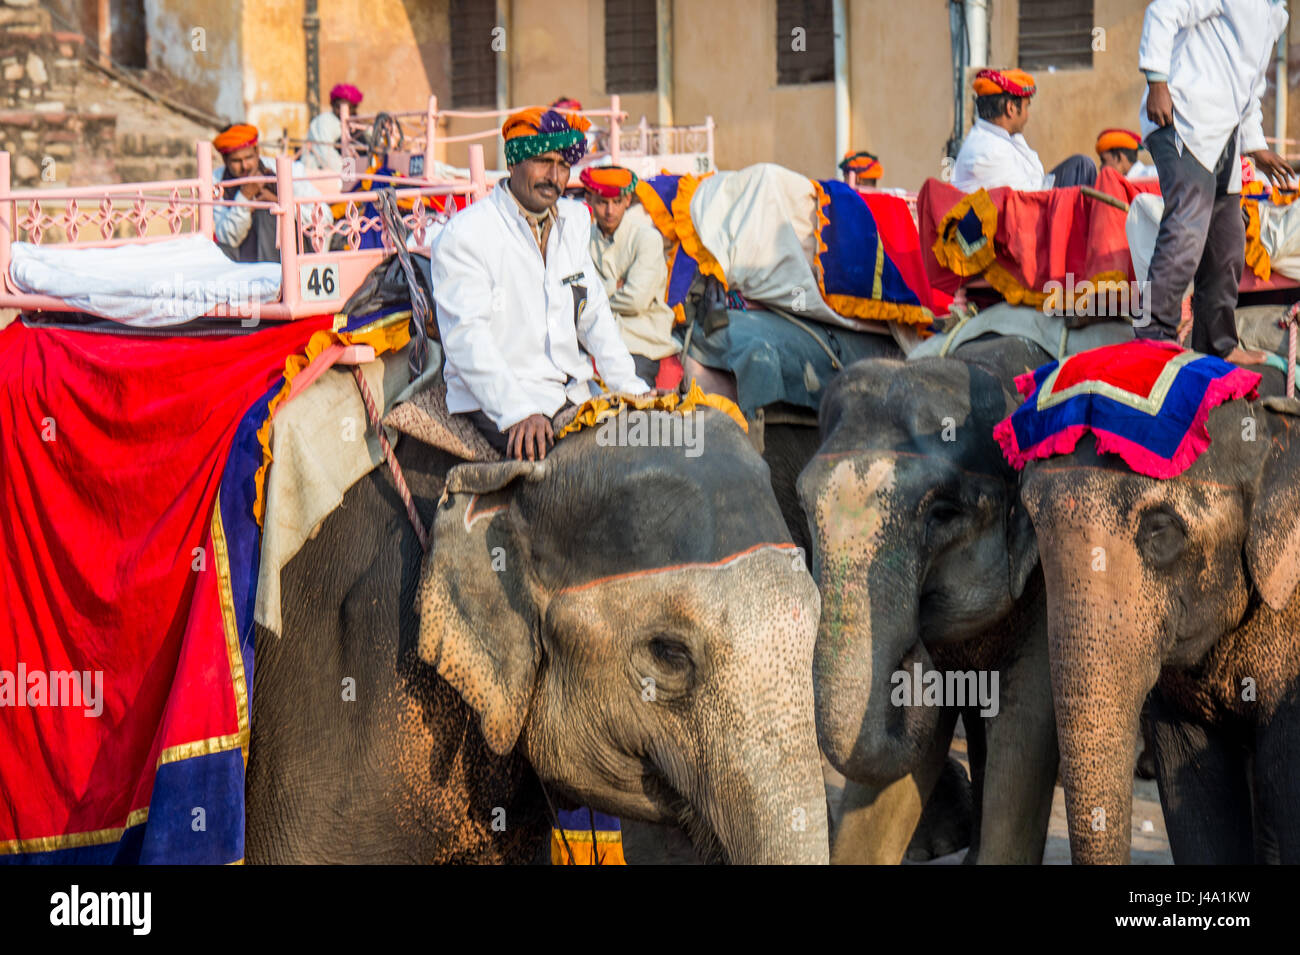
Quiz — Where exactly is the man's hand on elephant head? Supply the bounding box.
[506,414,554,460]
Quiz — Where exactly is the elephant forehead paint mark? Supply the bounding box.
[814,457,895,544]
[463,494,505,532]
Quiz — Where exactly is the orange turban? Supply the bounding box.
[839,150,883,179]
[1096,128,1142,154]
[972,68,1036,97]
[502,107,592,165]
[580,165,638,198]
[213,124,259,155]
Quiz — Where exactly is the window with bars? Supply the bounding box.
[776,0,833,86]
[450,0,498,108]
[1018,0,1095,71]
[605,0,657,93]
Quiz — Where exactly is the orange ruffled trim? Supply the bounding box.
[671,173,728,289]
[930,188,999,277]
[252,313,413,526]
[811,180,934,326]
[1241,195,1272,282]
[634,179,677,243]
[556,379,748,438]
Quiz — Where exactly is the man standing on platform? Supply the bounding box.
[1136,0,1294,360]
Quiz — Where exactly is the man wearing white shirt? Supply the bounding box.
[432,106,650,461]
[1137,0,1294,359]
[953,68,1098,193]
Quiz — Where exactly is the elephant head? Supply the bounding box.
[417,408,828,863]
[798,352,1038,785]
[1021,395,1300,863]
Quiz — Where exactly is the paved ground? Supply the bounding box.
[916,735,1173,865]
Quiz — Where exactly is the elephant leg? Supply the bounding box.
[1147,690,1253,864]
[830,708,958,864]
[1253,694,1300,864]
[964,627,1058,864]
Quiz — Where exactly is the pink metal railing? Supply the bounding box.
[338,95,716,182]
[0,141,490,320]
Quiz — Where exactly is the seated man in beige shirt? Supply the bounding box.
[580,166,677,384]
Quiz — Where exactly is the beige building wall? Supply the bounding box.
[317,0,449,117]
[242,0,308,139]
[988,0,1152,176]
[207,0,1293,186]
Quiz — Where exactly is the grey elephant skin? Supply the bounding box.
[799,335,1059,863]
[1022,368,1300,864]
[245,408,828,864]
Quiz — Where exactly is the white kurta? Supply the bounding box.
[952,119,1049,193]
[1138,0,1288,194]
[303,111,343,173]
[431,181,648,431]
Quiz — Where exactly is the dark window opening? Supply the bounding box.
[777,0,833,86]
[605,0,657,94]
[1018,0,1095,72]
[450,0,498,108]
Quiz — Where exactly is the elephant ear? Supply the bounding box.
[417,460,548,755]
[1245,400,1300,612]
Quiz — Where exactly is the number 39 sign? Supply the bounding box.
[300,263,340,302]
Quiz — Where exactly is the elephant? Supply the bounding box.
[245,407,829,864]
[684,335,981,862]
[798,334,1060,863]
[1020,366,1300,864]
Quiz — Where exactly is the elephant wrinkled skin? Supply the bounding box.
[799,336,1059,864]
[246,408,828,864]
[1022,381,1300,864]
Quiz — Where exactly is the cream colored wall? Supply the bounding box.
[318,0,449,117]
[672,0,833,175]
[145,0,243,122]
[850,0,955,190]
[242,0,308,139]
[985,0,1151,174]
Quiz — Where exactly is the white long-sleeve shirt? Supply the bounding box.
[431,180,649,431]
[213,160,321,250]
[1138,0,1288,194]
[952,119,1049,193]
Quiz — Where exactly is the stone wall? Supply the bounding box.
[0,1,118,187]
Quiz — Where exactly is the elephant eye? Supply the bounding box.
[1138,509,1187,567]
[649,635,693,671]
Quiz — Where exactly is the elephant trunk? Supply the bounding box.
[1043,554,1162,864]
[804,456,938,785]
[697,703,830,864]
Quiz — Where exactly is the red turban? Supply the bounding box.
[839,150,883,179]
[330,84,363,106]
[551,97,583,111]
[1096,128,1142,154]
[580,166,639,198]
[213,124,259,155]
[973,68,1036,97]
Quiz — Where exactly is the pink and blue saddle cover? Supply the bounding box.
[994,340,1261,479]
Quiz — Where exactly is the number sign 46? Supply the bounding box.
[300,263,340,302]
